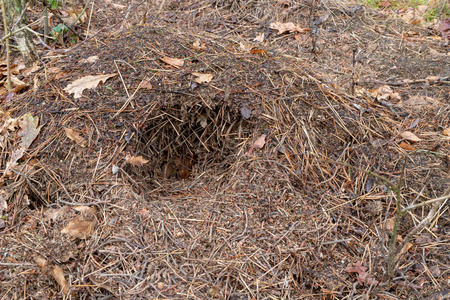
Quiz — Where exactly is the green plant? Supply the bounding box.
[48,0,62,9]
[50,23,68,37]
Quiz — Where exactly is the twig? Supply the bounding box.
[361,77,449,86]
[395,187,449,257]
[26,22,118,54]
[1,0,11,90]
[114,60,130,98]
[112,77,146,119]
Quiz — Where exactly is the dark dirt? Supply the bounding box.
[0,0,449,299]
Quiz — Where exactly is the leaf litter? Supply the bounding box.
[0,0,449,299]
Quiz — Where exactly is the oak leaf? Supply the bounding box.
[64,73,116,98]
[269,22,306,34]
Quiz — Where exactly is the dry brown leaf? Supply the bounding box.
[11,75,26,86]
[82,56,99,63]
[440,18,450,40]
[34,256,50,273]
[248,134,267,155]
[64,127,87,147]
[19,113,42,149]
[400,131,421,142]
[430,265,441,277]
[375,85,393,100]
[192,72,213,84]
[2,149,24,179]
[269,22,306,34]
[399,142,415,151]
[23,65,40,76]
[386,217,395,231]
[141,78,152,90]
[192,39,206,51]
[239,42,252,52]
[398,242,413,257]
[73,205,97,215]
[443,128,450,136]
[43,208,65,222]
[61,215,97,239]
[62,7,87,24]
[45,67,62,74]
[313,13,330,26]
[3,117,19,132]
[345,261,379,286]
[1,113,42,181]
[399,95,437,108]
[389,92,402,101]
[63,73,117,99]
[161,56,184,68]
[417,5,428,14]
[401,7,423,25]
[127,155,149,166]
[253,33,265,42]
[52,265,70,294]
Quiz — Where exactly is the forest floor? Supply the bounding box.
[0,0,449,299]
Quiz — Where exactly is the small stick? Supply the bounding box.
[114,60,130,98]
[1,0,11,90]
[351,48,356,95]
[112,77,146,119]
[92,147,102,182]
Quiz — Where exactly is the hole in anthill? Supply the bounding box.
[134,100,245,182]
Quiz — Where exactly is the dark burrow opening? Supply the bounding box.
[130,99,250,183]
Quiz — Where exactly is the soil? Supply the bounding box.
[0,0,449,299]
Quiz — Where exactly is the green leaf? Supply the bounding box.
[49,0,60,9]
[50,24,68,37]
